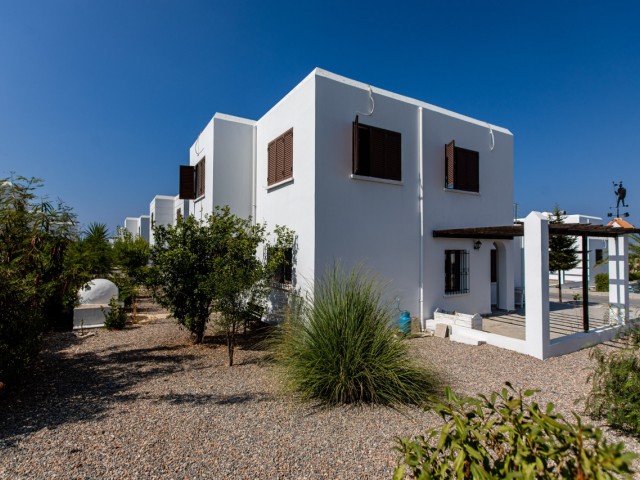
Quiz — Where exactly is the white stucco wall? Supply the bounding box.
[124,217,139,237]
[313,70,513,318]
[255,72,317,289]
[139,215,150,243]
[173,195,189,222]
[189,114,255,222]
[149,195,175,245]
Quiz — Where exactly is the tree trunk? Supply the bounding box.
[227,329,234,367]
[558,271,563,303]
[194,318,205,344]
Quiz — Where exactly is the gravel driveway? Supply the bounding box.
[2,301,639,479]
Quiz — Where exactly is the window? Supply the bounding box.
[595,248,604,263]
[151,213,155,226]
[268,129,293,186]
[176,208,182,219]
[179,157,205,199]
[445,250,469,294]
[352,116,401,181]
[269,247,293,285]
[445,140,479,192]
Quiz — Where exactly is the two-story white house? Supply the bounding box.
[179,68,515,327]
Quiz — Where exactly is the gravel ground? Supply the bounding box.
[2,298,639,479]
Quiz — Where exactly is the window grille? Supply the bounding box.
[445,249,469,294]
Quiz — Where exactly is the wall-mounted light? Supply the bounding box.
[474,240,482,250]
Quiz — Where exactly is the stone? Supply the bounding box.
[434,323,449,338]
[79,279,118,305]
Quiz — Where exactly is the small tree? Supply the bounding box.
[0,177,85,384]
[548,206,579,303]
[112,228,150,318]
[149,207,292,365]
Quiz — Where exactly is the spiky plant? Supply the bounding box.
[270,264,436,405]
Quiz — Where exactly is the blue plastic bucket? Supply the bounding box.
[399,311,411,335]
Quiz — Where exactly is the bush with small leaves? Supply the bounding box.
[595,273,609,292]
[587,326,640,436]
[394,383,636,479]
[101,298,127,330]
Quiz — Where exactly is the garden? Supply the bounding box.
[2,177,640,478]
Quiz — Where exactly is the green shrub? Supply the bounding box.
[587,327,640,435]
[394,384,636,479]
[101,298,127,330]
[268,264,436,405]
[595,273,609,292]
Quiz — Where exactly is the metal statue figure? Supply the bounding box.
[614,181,627,208]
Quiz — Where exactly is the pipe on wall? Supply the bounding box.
[418,107,424,330]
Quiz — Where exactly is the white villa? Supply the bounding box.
[179,68,515,325]
[118,67,637,359]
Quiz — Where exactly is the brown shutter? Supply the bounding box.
[196,158,205,197]
[385,130,401,181]
[454,147,479,192]
[284,129,293,179]
[468,150,479,192]
[352,116,359,174]
[268,140,276,185]
[275,136,285,183]
[369,126,386,178]
[179,165,195,199]
[445,140,455,188]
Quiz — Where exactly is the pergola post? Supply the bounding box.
[524,212,550,359]
[581,234,589,331]
[608,235,629,325]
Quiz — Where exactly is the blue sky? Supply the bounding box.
[1,0,639,234]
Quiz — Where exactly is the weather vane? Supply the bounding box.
[608,180,630,218]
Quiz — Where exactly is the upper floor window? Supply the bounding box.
[352,116,401,181]
[268,129,293,186]
[179,157,205,199]
[445,140,479,192]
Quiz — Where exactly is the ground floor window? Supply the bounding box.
[445,249,469,294]
[269,247,293,285]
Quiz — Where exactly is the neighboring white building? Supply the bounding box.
[180,68,515,324]
[122,215,150,242]
[513,213,609,289]
[173,194,189,223]
[123,217,140,238]
[180,114,255,222]
[149,195,175,245]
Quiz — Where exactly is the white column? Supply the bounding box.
[497,241,515,311]
[524,212,550,359]
[608,235,629,324]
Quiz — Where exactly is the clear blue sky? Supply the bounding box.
[1,0,638,234]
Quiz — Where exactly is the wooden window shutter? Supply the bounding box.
[179,165,195,199]
[468,150,479,192]
[369,126,386,178]
[352,115,359,175]
[385,130,401,181]
[196,158,205,197]
[275,136,285,183]
[445,140,455,188]
[284,129,293,179]
[268,141,276,186]
[268,128,294,186]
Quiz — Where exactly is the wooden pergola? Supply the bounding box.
[433,223,640,332]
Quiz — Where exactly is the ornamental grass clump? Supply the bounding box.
[270,264,436,406]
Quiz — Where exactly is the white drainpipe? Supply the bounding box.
[418,107,425,330]
[251,124,257,223]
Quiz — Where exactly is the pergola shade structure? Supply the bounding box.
[433,222,640,333]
